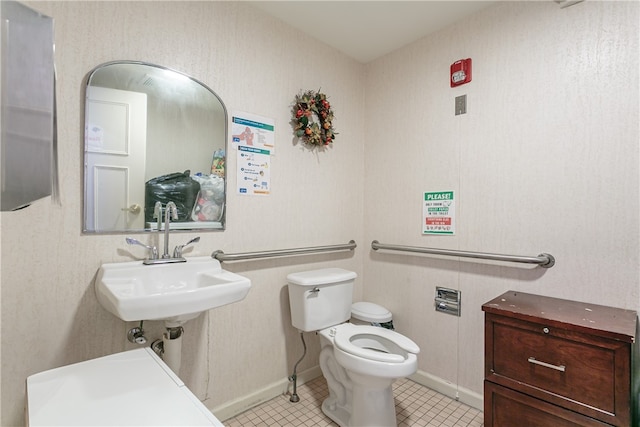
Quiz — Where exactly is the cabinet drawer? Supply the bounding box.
[485,314,631,426]
[484,381,610,427]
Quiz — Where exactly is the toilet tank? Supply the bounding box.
[287,268,357,332]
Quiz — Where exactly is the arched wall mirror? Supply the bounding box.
[83,61,227,233]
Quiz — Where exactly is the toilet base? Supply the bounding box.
[319,345,352,426]
[321,374,398,427]
[319,344,399,427]
[349,372,397,427]
[321,398,351,427]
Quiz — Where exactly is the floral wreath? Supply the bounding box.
[292,90,336,146]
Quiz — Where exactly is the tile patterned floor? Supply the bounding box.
[224,376,484,426]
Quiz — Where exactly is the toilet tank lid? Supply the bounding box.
[352,301,392,322]
[287,268,357,286]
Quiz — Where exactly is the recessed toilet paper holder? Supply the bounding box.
[435,287,461,316]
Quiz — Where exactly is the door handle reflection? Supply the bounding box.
[121,204,141,214]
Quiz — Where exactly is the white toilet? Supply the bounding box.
[25,348,223,426]
[287,268,420,427]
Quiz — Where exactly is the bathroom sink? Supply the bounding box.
[95,256,251,325]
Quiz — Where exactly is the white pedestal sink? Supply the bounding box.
[95,256,251,327]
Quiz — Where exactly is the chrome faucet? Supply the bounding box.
[127,201,199,265]
[162,201,178,259]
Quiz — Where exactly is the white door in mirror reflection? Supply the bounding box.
[85,86,147,231]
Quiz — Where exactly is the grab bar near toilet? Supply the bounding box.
[212,240,357,262]
[371,240,555,268]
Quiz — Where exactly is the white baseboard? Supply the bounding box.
[409,369,484,411]
[210,365,322,422]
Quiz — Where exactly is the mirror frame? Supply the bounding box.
[82,61,228,234]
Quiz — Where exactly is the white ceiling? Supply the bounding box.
[247,1,497,63]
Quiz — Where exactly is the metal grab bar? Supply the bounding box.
[371,240,555,268]
[212,240,357,262]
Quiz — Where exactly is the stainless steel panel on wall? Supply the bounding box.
[1,0,55,211]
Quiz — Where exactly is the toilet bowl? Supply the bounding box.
[26,348,223,426]
[287,268,420,427]
[318,323,419,427]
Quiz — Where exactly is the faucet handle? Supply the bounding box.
[173,236,200,258]
[126,237,159,260]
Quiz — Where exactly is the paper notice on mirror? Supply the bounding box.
[231,111,275,154]
[237,145,271,196]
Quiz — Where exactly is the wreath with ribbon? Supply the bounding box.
[292,90,336,146]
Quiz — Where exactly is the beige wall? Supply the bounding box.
[2,2,365,425]
[1,1,638,425]
[363,0,639,398]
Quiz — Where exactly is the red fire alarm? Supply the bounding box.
[450,58,472,87]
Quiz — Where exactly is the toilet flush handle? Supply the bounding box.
[310,287,320,294]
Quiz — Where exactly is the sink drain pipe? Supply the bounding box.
[163,326,183,374]
[151,326,184,375]
[288,331,307,403]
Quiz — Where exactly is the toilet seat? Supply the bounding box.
[333,323,420,363]
[26,348,222,426]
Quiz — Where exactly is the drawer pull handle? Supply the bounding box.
[528,357,566,372]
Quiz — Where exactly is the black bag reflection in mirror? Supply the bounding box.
[145,170,200,222]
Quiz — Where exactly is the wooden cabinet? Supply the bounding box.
[483,291,637,427]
